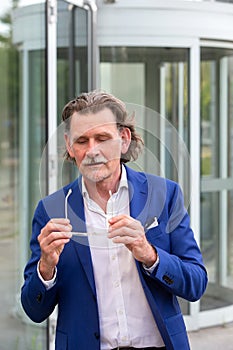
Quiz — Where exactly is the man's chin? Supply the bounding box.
[82,169,109,183]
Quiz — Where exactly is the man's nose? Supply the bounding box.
[86,139,100,157]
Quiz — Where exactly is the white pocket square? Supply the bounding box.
[145,217,159,230]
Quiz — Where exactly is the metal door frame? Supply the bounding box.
[45,1,97,348]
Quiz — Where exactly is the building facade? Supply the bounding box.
[0,0,233,348]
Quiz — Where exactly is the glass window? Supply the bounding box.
[100,46,190,314]
[0,2,45,349]
[28,50,46,221]
[57,2,88,187]
[100,47,189,184]
[0,2,47,349]
[200,59,219,178]
[57,2,88,111]
[200,47,233,311]
[228,190,233,288]
[0,6,21,348]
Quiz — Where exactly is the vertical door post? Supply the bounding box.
[46,1,58,349]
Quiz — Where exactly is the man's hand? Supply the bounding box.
[38,218,72,280]
[108,215,157,267]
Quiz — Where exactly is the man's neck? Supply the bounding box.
[83,168,122,212]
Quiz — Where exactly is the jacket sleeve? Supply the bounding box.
[145,180,208,302]
[21,200,58,323]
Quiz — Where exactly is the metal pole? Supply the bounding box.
[84,0,98,90]
[46,0,58,195]
[46,1,58,349]
[65,0,98,90]
[68,4,76,98]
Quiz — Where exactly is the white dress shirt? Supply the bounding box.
[83,166,164,349]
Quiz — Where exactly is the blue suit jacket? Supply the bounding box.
[21,166,207,350]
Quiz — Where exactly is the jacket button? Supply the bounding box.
[36,292,42,302]
[162,275,174,285]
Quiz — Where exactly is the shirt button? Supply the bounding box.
[111,254,116,260]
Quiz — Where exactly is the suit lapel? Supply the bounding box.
[126,166,150,228]
[126,166,167,230]
[66,179,96,296]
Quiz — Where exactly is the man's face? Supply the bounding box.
[65,108,131,184]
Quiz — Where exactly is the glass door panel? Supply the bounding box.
[57,1,88,187]
[100,46,190,314]
[200,47,233,311]
[48,1,91,348]
[0,2,47,349]
[100,47,189,180]
[0,10,21,349]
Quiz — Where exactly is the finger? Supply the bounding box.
[108,219,143,239]
[50,218,70,224]
[108,214,129,225]
[108,215,138,231]
[111,235,138,245]
[48,231,72,241]
[49,223,72,232]
[108,226,139,239]
[40,221,72,238]
[49,218,71,231]
[39,230,72,247]
[41,231,72,243]
[45,235,71,250]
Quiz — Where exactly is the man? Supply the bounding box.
[21,91,208,350]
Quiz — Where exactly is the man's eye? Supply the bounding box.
[97,136,111,142]
[98,138,108,142]
[75,139,87,144]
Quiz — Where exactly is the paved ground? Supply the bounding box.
[188,323,233,349]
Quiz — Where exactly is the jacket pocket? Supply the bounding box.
[164,313,190,349]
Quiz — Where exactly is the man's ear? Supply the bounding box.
[64,133,74,158]
[120,127,131,154]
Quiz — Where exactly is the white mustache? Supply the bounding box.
[82,156,108,166]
